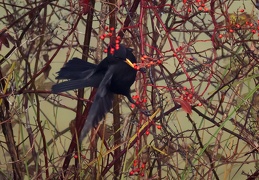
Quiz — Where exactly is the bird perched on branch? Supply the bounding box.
[52,44,144,142]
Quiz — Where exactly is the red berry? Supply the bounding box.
[129,171,134,176]
[141,163,145,168]
[251,29,256,34]
[134,64,140,70]
[110,48,115,54]
[157,60,162,64]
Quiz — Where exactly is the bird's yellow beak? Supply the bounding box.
[125,58,135,69]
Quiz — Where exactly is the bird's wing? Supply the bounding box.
[79,69,114,142]
[56,58,97,80]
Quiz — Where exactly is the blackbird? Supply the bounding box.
[52,44,140,142]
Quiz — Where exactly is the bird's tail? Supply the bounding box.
[52,79,88,93]
[56,58,97,80]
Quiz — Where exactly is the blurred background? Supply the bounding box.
[0,0,259,179]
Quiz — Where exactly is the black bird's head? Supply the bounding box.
[107,44,136,69]
[107,44,126,59]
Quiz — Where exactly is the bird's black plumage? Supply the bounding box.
[52,44,137,142]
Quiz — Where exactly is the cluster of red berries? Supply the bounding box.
[145,123,162,136]
[73,153,86,159]
[178,87,202,107]
[100,26,122,54]
[183,0,209,12]
[180,87,194,103]
[229,22,258,35]
[129,159,146,177]
[141,55,163,67]
[131,95,147,108]
[100,26,115,40]
[219,10,259,38]
[130,55,162,71]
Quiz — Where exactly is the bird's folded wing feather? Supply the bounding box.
[79,69,114,142]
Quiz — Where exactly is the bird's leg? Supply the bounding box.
[127,95,150,116]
